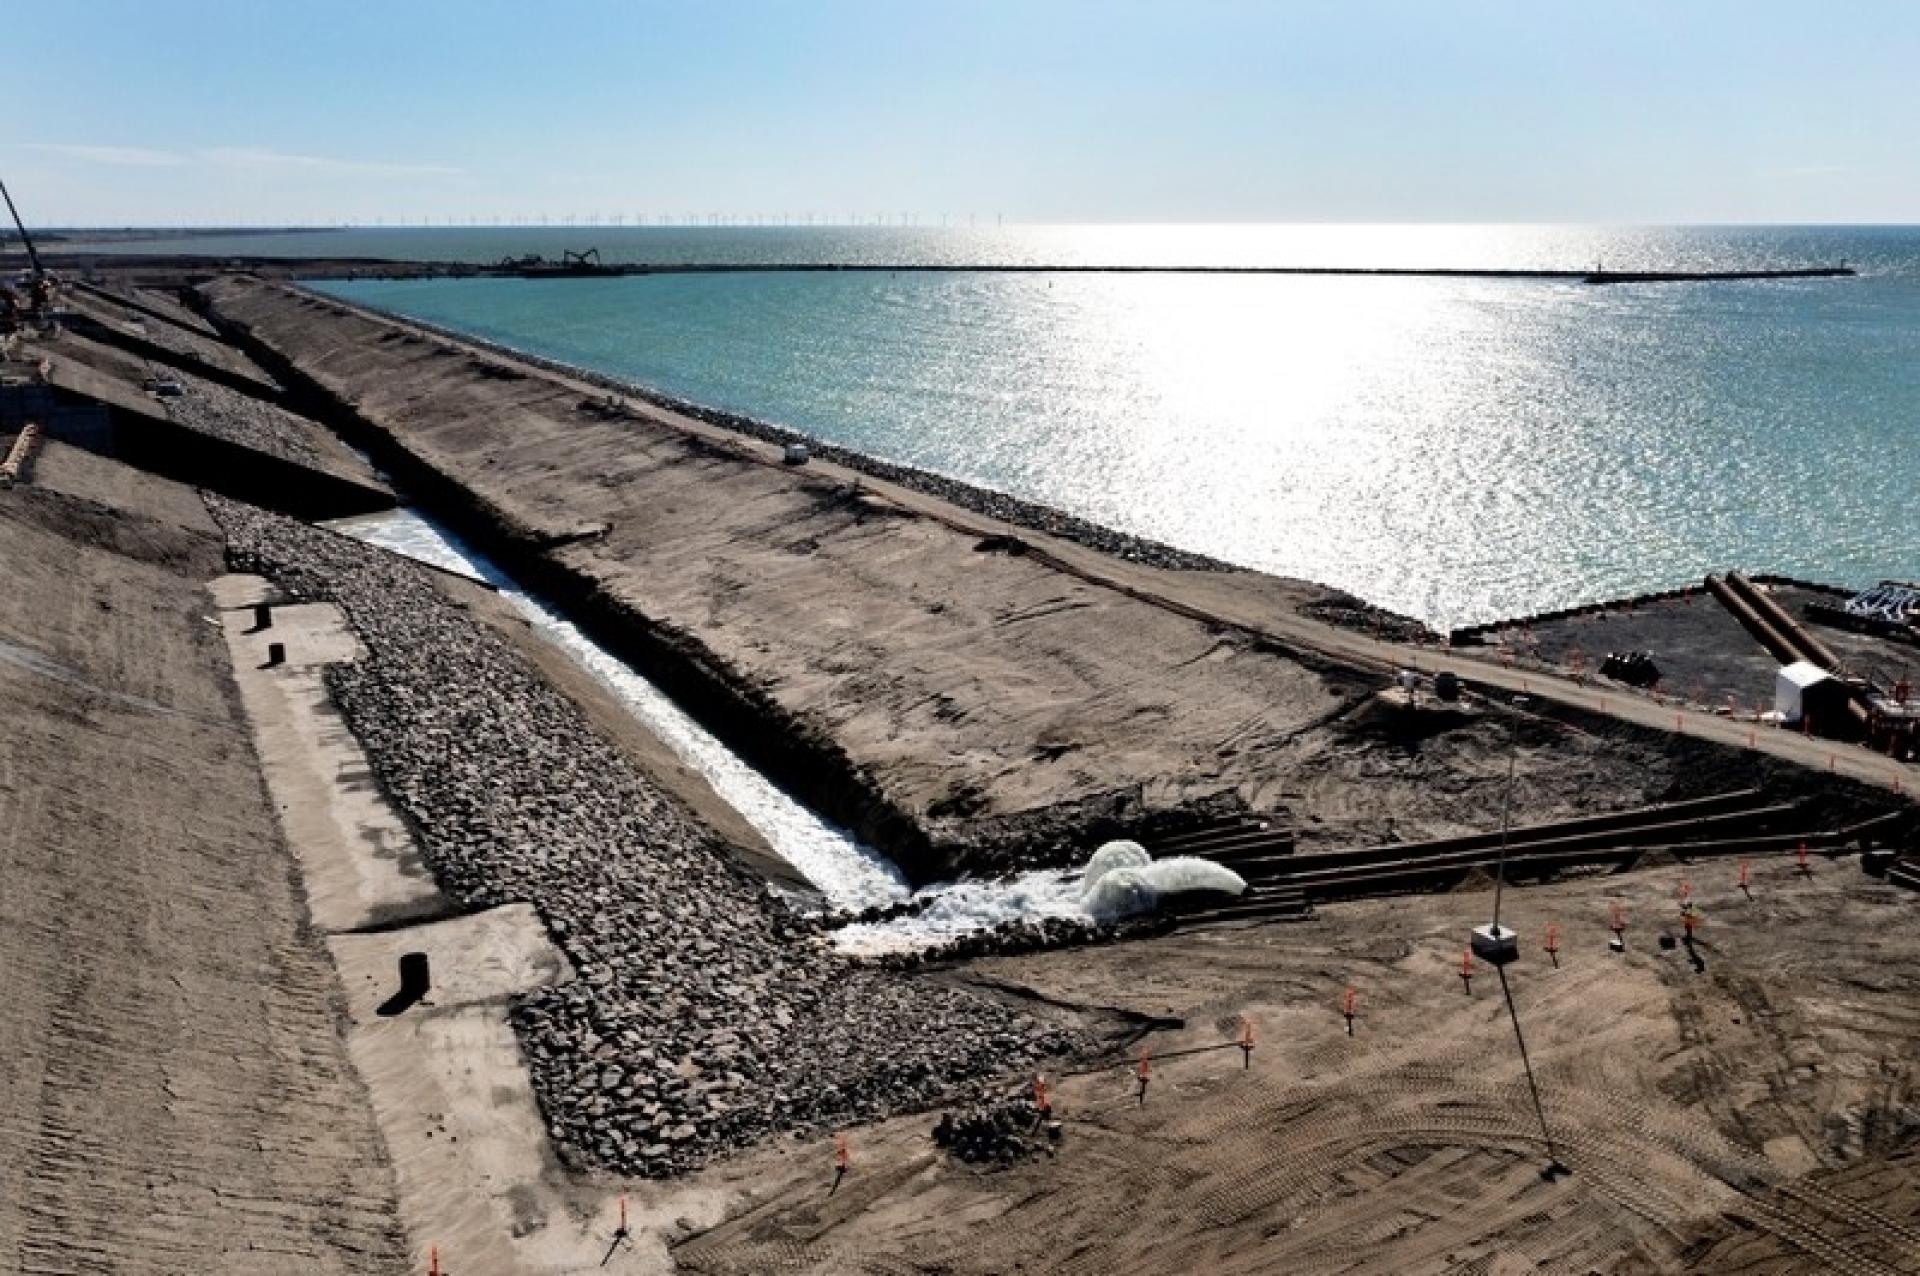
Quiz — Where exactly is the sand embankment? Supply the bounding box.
[198,276,1376,877]
[0,440,406,1273]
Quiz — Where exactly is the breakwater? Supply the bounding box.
[491,262,1858,285]
[24,248,1857,288]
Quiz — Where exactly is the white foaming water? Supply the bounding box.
[828,845,1248,955]
[329,508,913,912]
[828,868,1090,956]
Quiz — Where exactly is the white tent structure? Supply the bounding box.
[1775,660,1834,725]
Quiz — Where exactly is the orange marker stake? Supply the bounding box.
[830,1132,851,1195]
[1738,859,1752,900]
[1136,1047,1152,1106]
[1544,922,1560,968]
[1339,990,1357,1037]
[429,1246,441,1276]
[1033,1073,1051,1117]
[1459,946,1474,995]
[601,1194,633,1265]
[1609,902,1627,945]
[1240,1015,1257,1064]
[1796,841,1812,876]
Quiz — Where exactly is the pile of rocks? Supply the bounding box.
[207,496,1082,1177]
[164,374,329,469]
[932,1095,1061,1164]
[1299,591,1436,644]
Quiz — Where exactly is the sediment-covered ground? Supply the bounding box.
[208,496,1082,1177]
[7,269,1917,1273]
[0,443,407,1274]
[673,858,1920,1275]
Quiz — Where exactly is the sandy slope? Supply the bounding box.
[0,442,406,1274]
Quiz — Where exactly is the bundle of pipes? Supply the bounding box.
[0,421,40,488]
[1726,570,1849,672]
[1706,570,1870,731]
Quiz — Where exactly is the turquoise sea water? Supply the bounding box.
[288,226,1917,629]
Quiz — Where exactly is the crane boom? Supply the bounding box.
[0,177,46,278]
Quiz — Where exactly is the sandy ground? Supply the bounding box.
[667,858,1920,1274]
[0,443,406,1273]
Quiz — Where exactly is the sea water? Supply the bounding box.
[275,225,1920,630]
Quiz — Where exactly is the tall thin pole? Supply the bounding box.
[1491,696,1525,933]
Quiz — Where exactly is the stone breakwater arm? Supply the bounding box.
[196,275,1362,879]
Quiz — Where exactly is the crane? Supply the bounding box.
[0,176,46,281]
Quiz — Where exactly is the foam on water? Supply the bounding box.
[831,843,1248,954]
[830,869,1091,956]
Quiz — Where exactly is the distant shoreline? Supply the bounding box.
[24,250,1851,285]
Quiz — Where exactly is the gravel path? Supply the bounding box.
[207,495,1080,1177]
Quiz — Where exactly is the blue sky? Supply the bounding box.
[7,1,1917,225]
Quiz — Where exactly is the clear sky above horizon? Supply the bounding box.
[6,0,1918,227]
